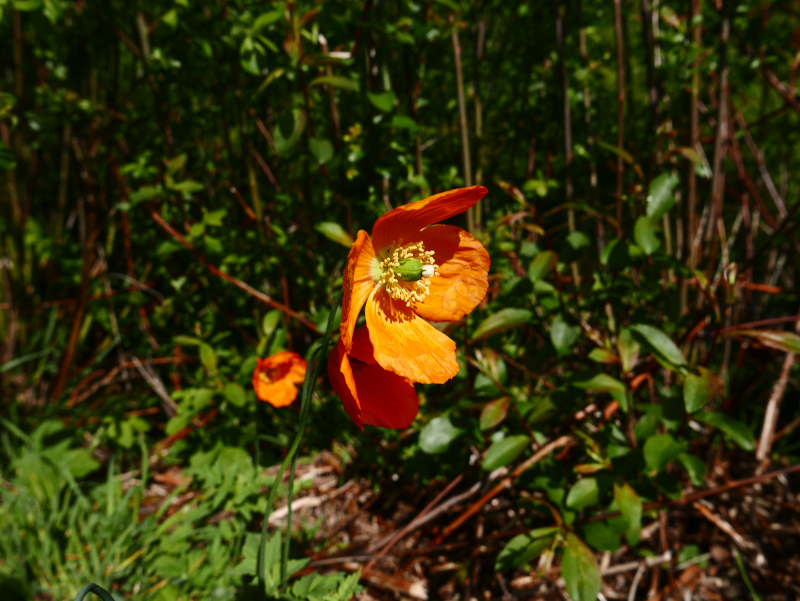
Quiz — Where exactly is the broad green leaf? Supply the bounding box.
[311,75,359,91]
[130,185,162,203]
[617,327,639,372]
[495,528,558,571]
[677,452,706,487]
[472,308,532,340]
[600,238,632,269]
[390,115,417,129]
[562,533,601,601]
[172,180,204,194]
[613,482,642,546]
[550,314,581,356]
[479,398,510,431]
[419,416,463,454]
[683,367,716,413]
[573,373,626,394]
[224,383,247,407]
[367,91,397,113]
[581,521,621,552]
[566,477,599,510]
[730,330,800,354]
[253,10,283,31]
[309,137,334,165]
[633,216,661,255]
[262,310,282,337]
[630,324,686,370]
[66,448,101,478]
[199,343,218,373]
[528,251,557,282]
[173,335,202,346]
[162,8,178,27]
[646,172,679,220]
[482,435,529,471]
[588,348,618,364]
[643,433,682,472]
[695,411,755,451]
[315,222,353,247]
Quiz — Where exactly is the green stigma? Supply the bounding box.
[392,257,423,282]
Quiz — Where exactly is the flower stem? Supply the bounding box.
[256,290,341,591]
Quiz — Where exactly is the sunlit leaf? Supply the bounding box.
[472,308,532,340]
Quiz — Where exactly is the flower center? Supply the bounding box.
[378,241,439,306]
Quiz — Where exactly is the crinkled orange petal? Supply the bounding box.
[261,351,307,384]
[328,340,363,428]
[371,186,487,253]
[408,225,490,322]
[341,230,378,351]
[350,324,378,364]
[366,288,458,384]
[253,378,300,408]
[328,334,419,430]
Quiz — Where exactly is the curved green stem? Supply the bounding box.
[72,583,116,601]
[256,291,341,591]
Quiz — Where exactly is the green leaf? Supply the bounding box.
[566,478,599,510]
[581,521,621,552]
[12,0,43,10]
[614,482,642,546]
[472,308,532,340]
[528,251,557,282]
[630,324,686,370]
[730,330,800,354]
[315,222,354,247]
[683,367,716,413]
[367,91,397,113]
[677,452,706,487]
[311,75,359,91]
[550,314,581,356]
[695,411,755,451]
[633,216,661,255]
[262,310,282,337]
[646,172,679,220]
[224,383,247,408]
[171,180,204,194]
[562,534,601,601]
[162,8,178,27]
[418,416,463,454]
[309,137,334,165]
[253,10,283,31]
[573,373,626,394]
[643,433,682,472]
[390,115,417,129]
[588,348,618,364]
[617,327,639,373]
[199,343,218,373]
[495,528,558,571]
[130,185,163,203]
[66,448,101,478]
[482,435,530,471]
[479,398,510,431]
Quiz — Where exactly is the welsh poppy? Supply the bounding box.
[252,351,307,407]
[328,326,419,429]
[340,186,490,384]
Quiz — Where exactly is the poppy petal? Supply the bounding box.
[350,324,379,365]
[328,335,419,429]
[341,230,379,351]
[253,378,300,408]
[366,288,458,384]
[328,341,363,429]
[408,225,490,322]
[372,186,487,253]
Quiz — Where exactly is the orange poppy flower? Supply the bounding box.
[328,326,419,429]
[252,351,307,408]
[340,186,490,384]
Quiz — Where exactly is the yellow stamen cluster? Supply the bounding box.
[378,241,439,306]
[258,371,273,384]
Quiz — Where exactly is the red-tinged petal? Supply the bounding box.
[341,230,379,351]
[409,225,490,322]
[253,376,301,408]
[365,288,458,384]
[327,341,363,429]
[252,352,307,407]
[350,323,378,364]
[357,362,418,429]
[372,186,488,253]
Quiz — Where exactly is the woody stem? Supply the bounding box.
[257,290,342,592]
